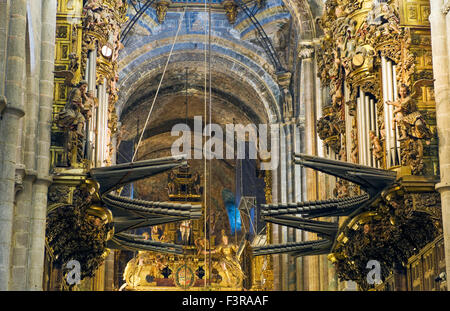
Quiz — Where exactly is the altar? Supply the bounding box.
[121,165,248,291]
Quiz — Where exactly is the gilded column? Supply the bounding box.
[430,0,450,286]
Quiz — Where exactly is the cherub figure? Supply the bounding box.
[369,130,383,162]
[387,97,407,140]
[83,90,96,120]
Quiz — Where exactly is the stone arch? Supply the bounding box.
[117,39,283,124]
[279,0,321,40]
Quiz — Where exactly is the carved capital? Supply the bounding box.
[156,0,172,24]
[223,0,238,25]
[442,1,450,15]
[298,45,315,60]
[276,71,292,88]
[14,165,26,196]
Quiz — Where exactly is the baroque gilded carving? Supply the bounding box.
[332,190,440,290]
[317,113,343,153]
[48,185,72,205]
[369,130,383,164]
[408,192,442,229]
[56,80,97,166]
[316,0,420,167]
[350,118,358,163]
[46,186,112,287]
[387,83,433,174]
[80,0,127,166]
[318,0,439,291]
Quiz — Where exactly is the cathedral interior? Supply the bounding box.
[1,0,450,291]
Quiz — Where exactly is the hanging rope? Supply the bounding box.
[203,0,209,289]
[208,0,213,289]
[132,6,187,162]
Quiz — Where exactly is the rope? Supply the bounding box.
[132,6,187,162]
[207,0,213,288]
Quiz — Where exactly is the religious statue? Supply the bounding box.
[334,179,349,198]
[176,220,194,245]
[68,53,79,73]
[205,230,245,288]
[369,130,383,163]
[195,237,206,256]
[386,84,432,143]
[83,0,103,29]
[57,80,89,136]
[192,172,201,195]
[84,90,97,119]
[330,47,345,109]
[317,116,334,140]
[334,0,348,18]
[283,88,293,118]
[126,232,152,287]
[122,231,167,288]
[84,0,101,11]
[167,171,176,195]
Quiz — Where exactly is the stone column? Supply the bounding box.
[278,124,289,290]
[271,136,281,290]
[294,120,304,291]
[285,123,297,290]
[0,0,27,290]
[0,0,10,97]
[299,43,320,290]
[10,0,43,290]
[27,0,57,290]
[430,0,450,286]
